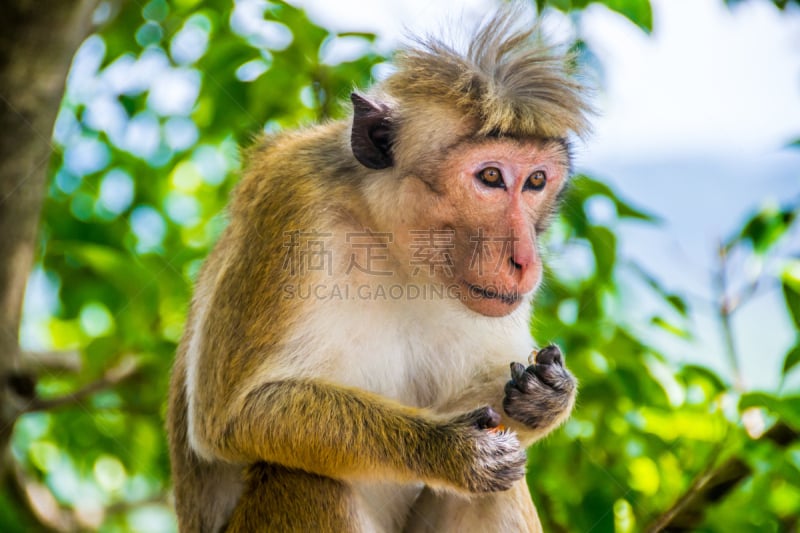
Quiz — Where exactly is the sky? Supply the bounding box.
[291,0,800,159]
[292,0,800,390]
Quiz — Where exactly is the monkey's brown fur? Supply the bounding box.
[386,10,590,139]
[168,5,591,532]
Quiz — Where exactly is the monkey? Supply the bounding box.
[167,4,592,532]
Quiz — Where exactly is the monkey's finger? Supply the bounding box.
[509,362,536,393]
[534,344,563,366]
[455,405,501,430]
[510,362,527,382]
[473,406,502,430]
[531,362,575,392]
[504,379,517,398]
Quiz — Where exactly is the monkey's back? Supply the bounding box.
[167,120,384,531]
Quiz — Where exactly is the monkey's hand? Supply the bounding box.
[502,344,576,434]
[434,406,527,494]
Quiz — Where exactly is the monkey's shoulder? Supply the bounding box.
[231,121,368,221]
[246,121,362,182]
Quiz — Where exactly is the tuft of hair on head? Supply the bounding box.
[383,2,594,140]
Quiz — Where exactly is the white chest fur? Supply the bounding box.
[276,292,535,409]
[289,294,536,532]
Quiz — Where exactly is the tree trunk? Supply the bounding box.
[0,0,99,474]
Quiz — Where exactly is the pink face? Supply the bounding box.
[402,138,570,317]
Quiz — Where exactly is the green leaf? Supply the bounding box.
[337,31,378,41]
[628,261,690,316]
[783,343,800,375]
[728,205,797,254]
[666,295,688,316]
[727,0,800,11]
[651,316,691,339]
[740,393,800,430]
[599,0,653,32]
[784,281,800,330]
[679,364,728,393]
[0,497,35,533]
[586,225,617,281]
[47,241,160,315]
[571,175,660,223]
[548,0,573,11]
[84,337,125,376]
[637,406,727,441]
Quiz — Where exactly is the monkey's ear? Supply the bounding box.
[350,93,394,169]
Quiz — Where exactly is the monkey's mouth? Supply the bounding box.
[461,280,522,306]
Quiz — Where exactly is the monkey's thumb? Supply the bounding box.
[460,406,502,430]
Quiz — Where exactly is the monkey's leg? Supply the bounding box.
[402,480,542,533]
[226,462,359,532]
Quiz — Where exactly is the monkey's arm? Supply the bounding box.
[192,378,526,494]
[405,350,571,532]
[436,345,576,446]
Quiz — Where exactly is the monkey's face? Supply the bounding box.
[405,138,570,318]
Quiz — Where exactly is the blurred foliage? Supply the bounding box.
[7,0,800,531]
[727,0,800,10]
[531,176,800,532]
[536,0,653,31]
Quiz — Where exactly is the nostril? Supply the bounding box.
[509,257,524,271]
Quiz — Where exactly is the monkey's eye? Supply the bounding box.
[477,167,504,188]
[525,170,547,191]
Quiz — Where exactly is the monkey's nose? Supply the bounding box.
[507,256,530,287]
[506,246,538,292]
[509,250,533,277]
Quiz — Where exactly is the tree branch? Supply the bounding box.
[10,457,169,532]
[645,422,799,532]
[714,241,743,391]
[3,459,69,532]
[105,494,170,516]
[21,350,82,375]
[22,357,140,414]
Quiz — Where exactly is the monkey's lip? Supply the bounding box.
[460,280,522,305]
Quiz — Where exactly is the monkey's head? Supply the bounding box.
[350,7,593,318]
